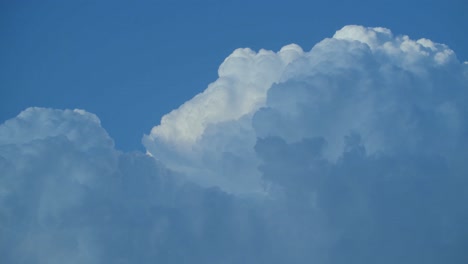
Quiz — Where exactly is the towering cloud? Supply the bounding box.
[1,25,468,263]
[144,25,468,193]
[143,44,304,193]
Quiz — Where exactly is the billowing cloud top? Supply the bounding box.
[1,25,468,263]
[143,25,467,193]
[146,44,304,147]
[0,107,112,150]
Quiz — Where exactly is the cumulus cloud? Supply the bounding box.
[0,107,268,263]
[144,24,467,193]
[145,44,304,147]
[142,44,304,193]
[1,25,468,263]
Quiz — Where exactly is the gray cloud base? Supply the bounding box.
[1,25,468,263]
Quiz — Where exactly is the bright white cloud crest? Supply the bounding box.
[143,25,466,193]
[0,107,111,150]
[145,44,304,147]
[1,25,468,263]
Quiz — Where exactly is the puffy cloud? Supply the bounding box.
[143,45,304,193]
[256,27,467,161]
[145,44,304,148]
[253,26,468,263]
[144,25,468,193]
[0,107,269,263]
[3,107,323,263]
[2,25,468,263]
[0,107,112,150]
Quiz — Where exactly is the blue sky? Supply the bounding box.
[1,0,467,151]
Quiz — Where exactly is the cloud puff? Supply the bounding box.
[142,45,304,193]
[0,107,268,263]
[144,25,468,193]
[0,107,112,150]
[1,25,468,263]
[145,44,304,148]
[253,25,468,263]
[256,25,467,160]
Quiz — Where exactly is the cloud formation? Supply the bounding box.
[0,107,264,263]
[144,25,468,193]
[1,25,468,263]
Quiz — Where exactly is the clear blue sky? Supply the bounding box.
[1,0,466,151]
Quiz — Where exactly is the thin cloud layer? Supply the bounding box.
[1,25,468,263]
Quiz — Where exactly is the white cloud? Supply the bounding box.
[332,25,393,49]
[144,25,467,193]
[0,107,112,150]
[142,44,304,193]
[144,44,304,149]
